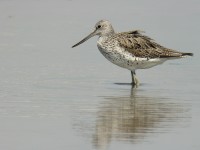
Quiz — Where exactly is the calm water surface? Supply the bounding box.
[0,0,199,150]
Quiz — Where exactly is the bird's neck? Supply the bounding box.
[100,31,115,39]
[100,27,115,37]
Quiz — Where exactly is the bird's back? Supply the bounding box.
[108,30,193,59]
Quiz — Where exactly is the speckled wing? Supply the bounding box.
[116,30,190,58]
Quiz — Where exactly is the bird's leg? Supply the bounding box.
[131,70,139,86]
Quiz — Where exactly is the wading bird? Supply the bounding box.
[72,20,193,86]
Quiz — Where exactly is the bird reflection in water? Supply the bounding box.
[92,87,190,149]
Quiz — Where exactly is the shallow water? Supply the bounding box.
[0,0,200,150]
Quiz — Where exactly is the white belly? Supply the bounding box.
[97,43,166,71]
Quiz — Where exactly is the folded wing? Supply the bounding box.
[116,30,193,58]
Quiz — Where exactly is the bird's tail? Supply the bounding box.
[182,53,193,57]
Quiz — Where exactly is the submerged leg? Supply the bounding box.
[131,70,139,86]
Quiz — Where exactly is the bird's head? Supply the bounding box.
[72,20,114,48]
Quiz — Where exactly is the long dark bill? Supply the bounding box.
[72,30,96,48]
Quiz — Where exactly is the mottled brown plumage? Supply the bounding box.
[115,30,193,58]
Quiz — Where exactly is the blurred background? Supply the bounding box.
[0,0,199,150]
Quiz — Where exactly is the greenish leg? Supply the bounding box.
[131,70,139,86]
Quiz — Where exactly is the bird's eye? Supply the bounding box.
[97,25,101,29]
